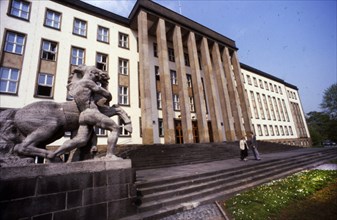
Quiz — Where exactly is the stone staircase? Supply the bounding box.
[120,147,337,220]
[116,142,301,170]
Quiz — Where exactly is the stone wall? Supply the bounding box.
[0,159,137,220]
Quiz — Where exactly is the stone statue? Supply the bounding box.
[0,65,132,165]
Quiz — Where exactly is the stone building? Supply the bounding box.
[0,0,310,147]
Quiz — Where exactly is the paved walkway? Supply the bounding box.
[136,147,334,183]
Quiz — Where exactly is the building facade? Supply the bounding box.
[0,0,310,147]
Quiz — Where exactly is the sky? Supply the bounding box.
[82,0,337,114]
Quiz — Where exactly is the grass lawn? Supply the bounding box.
[222,168,337,220]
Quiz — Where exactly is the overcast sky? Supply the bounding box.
[82,0,337,114]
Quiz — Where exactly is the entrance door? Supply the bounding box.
[192,120,199,143]
[174,120,184,144]
[207,121,214,142]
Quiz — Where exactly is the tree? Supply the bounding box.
[306,111,330,145]
[321,83,337,118]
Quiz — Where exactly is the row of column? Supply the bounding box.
[138,11,252,144]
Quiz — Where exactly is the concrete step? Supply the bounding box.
[138,152,329,202]
[137,152,336,212]
[120,148,337,220]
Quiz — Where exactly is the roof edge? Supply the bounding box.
[240,63,298,90]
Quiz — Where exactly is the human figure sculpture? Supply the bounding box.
[50,65,131,159]
[0,65,132,163]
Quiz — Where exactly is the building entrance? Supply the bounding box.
[192,120,199,143]
[174,119,183,144]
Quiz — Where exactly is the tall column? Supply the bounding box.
[187,32,209,143]
[231,50,253,134]
[211,43,235,141]
[200,37,224,142]
[138,11,154,144]
[222,47,244,139]
[156,18,175,144]
[173,26,194,143]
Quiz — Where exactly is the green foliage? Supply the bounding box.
[224,170,337,220]
[321,83,337,118]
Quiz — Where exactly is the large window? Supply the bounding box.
[73,18,87,37]
[36,73,53,97]
[119,32,129,49]
[118,58,128,75]
[44,9,61,30]
[168,48,175,62]
[170,70,177,85]
[41,40,57,61]
[173,94,180,111]
[97,26,109,43]
[156,92,162,109]
[9,0,30,20]
[96,53,108,71]
[0,67,20,94]
[71,47,84,65]
[4,31,25,55]
[118,86,129,105]
[119,117,130,136]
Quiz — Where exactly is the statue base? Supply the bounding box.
[0,159,138,220]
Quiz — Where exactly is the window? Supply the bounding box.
[170,70,177,85]
[289,126,293,135]
[41,40,57,61]
[94,127,106,136]
[190,96,195,112]
[118,86,129,105]
[0,67,19,94]
[153,43,158,57]
[73,18,87,36]
[156,92,162,109]
[269,125,274,136]
[168,48,175,62]
[173,94,180,111]
[158,119,164,137]
[36,73,53,97]
[119,32,129,49]
[263,125,269,136]
[253,77,258,87]
[119,117,130,136]
[4,31,25,55]
[275,125,280,136]
[264,81,269,90]
[280,126,284,136]
[247,75,252,85]
[184,53,190,66]
[257,124,262,136]
[155,66,160,81]
[97,26,109,43]
[9,0,30,20]
[259,79,264,89]
[256,93,265,119]
[96,53,108,71]
[274,85,278,93]
[45,9,61,29]
[71,47,84,65]
[186,74,192,88]
[250,91,259,119]
[262,94,271,120]
[118,58,128,75]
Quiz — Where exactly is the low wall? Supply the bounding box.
[0,159,137,220]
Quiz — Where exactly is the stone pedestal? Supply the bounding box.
[0,159,137,220]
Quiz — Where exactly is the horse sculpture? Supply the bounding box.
[0,65,132,163]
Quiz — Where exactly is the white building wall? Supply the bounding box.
[242,67,302,142]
